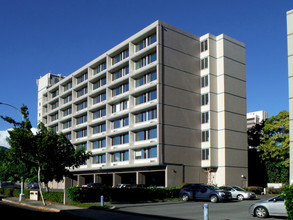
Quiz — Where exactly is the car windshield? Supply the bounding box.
[233,186,245,191]
[206,185,219,190]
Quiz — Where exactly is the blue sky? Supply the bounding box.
[0,0,292,136]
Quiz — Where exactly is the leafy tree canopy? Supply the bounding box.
[259,110,289,168]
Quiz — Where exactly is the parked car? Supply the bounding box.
[249,195,287,218]
[82,183,107,188]
[27,182,39,189]
[179,184,232,203]
[0,182,20,189]
[115,184,134,188]
[219,185,256,200]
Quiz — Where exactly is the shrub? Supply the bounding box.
[244,186,263,195]
[66,187,181,203]
[266,187,284,195]
[0,188,63,203]
[281,185,293,219]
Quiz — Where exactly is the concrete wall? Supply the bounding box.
[287,10,293,184]
[159,22,202,186]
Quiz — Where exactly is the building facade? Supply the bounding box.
[247,110,268,129]
[37,20,247,187]
[287,10,293,184]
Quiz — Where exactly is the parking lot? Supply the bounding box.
[111,195,286,220]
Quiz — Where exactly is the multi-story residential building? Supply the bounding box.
[287,9,293,185]
[247,110,268,129]
[37,20,247,187]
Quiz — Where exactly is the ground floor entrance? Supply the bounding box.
[70,167,166,188]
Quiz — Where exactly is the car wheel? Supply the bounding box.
[182,194,190,202]
[254,206,269,218]
[237,194,244,201]
[210,195,218,203]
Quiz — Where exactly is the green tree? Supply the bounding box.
[259,110,289,183]
[0,105,91,205]
[0,105,34,182]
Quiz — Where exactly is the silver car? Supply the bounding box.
[219,186,256,200]
[249,195,287,218]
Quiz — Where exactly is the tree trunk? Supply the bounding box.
[38,165,46,206]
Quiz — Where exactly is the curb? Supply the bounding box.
[2,199,60,212]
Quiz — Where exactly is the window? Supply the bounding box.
[201,94,208,106]
[136,53,157,69]
[51,113,58,121]
[64,82,72,91]
[63,120,72,129]
[112,83,129,97]
[77,73,88,84]
[77,100,87,111]
[135,108,157,123]
[202,148,209,160]
[136,34,157,51]
[93,108,106,119]
[52,101,59,110]
[63,94,72,104]
[93,154,106,164]
[136,71,157,87]
[51,125,58,132]
[93,138,106,149]
[93,123,106,134]
[112,66,129,81]
[65,133,72,140]
[76,128,87,138]
[135,127,157,141]
[76,114,87,125]
[201,112,209,124]
[112,151,129,162]
[96,62,107,74]
[201,75,208,88]
[202,130,209,142]
[77,87,88,98]
[112,133,129,145]
[134,147,157,160]
[76,142,87,150]
[93,77,106,90]
[112,49,129,65]
[135,90,157,105]
[112,116,129,129]
[52,90,59,98]
[93,92,106,104]
[201,57,208,70]
[201,39,208,52]
[112,100,129,113]
[63,107,72,116]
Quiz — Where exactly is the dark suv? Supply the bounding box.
[179,184,232,203]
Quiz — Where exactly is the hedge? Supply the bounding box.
[66,187,180,203]
[281,185,293,219]
[0,188,63,203]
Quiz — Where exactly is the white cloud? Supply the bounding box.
[0,129,11,148]
[0,127,38,148]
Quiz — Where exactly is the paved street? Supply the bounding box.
[0,195,288,220]
[111,195,286,220]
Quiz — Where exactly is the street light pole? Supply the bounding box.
[0,102,25,201]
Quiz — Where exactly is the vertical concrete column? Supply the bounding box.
[113,173,121,187]
[77,175,85,186]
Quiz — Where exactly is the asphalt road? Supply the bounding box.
[112,195,287,220]
[0,195,287,220]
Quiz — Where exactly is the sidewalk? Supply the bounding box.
[2,196,84,212]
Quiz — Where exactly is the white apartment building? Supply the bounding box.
[247,110,269,129]
[37,20,247,187]
[287,9,293,184]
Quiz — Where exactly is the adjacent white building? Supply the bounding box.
[247,111,269,129]
[287,9,293,184]
[37,20,248,187]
